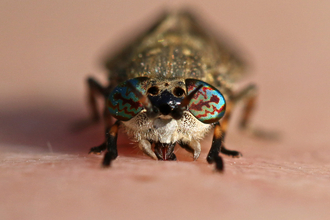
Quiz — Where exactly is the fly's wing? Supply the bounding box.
[103,10,248,87]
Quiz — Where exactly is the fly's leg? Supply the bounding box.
[207,122,225,171]
[179,139,201,160]
[87,77,109,123]
[89,120,120,166]
[220,146,242,158]
[231,84,277,138]
[88,120,112,154]
[221,84,257,137]
[102,120,120,167]
[219,100,242,158]
[72,77,110,131]
[219,83,256,140]
[89,142,106,154]
[103,103,115,128]
[232,84,257,131]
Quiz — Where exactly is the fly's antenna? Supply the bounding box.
[126,81,159,118]
[171,84,203,120]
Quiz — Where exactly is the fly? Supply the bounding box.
[83,11,259,172]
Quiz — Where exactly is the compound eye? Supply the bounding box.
[185,79,226,124]
[107,77,149,121]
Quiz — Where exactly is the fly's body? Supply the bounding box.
[86,11,257,171]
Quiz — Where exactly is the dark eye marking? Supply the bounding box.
[173,87,185,97]
[147,86,159,95]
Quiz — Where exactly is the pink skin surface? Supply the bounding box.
[1,1,330,219]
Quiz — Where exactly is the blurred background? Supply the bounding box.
[0,1,330,219]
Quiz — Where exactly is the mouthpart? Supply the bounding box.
[154,142,176,161]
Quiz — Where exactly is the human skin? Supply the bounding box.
[1,1,330,219]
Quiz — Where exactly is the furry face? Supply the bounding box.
[122,110,212,160]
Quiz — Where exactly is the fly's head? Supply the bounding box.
[144,78,187,120]
[107,77,226,160]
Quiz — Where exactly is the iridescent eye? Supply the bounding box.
[185,79,226,124]
[107,77,149,121]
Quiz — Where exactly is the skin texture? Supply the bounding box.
[1,1,330,219]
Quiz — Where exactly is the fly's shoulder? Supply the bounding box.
[104,11,248,87]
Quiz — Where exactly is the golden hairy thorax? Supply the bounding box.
[104,11,246,89]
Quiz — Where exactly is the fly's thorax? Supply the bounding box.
[122,110,212,144]
[105,11,248,92]
[126,45,207,80]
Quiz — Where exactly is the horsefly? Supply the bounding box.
[83,11,258,171]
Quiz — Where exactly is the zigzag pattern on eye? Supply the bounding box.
[189,95,225,122]
[186,79,226,123]
[107,79,147,121]
[108,92,142,113]
[188,85,211,100]
[189,94,222,112]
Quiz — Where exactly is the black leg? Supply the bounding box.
[215,126,242,158]
[72,77,110,131]
[207,122,224,172]
[89,142,106,154]
[220,146,242,158]
[87,77,109,123]
[102,120,120,167]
